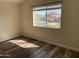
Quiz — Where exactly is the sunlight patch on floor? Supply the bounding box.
[9,39,39,48]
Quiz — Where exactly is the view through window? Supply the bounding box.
[33,2,62,29]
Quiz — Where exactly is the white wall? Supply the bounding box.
[21,0,79,51]
[0,0,79,52]
[0,2,22,42]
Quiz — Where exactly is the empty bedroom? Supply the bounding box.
[0,0,79,58]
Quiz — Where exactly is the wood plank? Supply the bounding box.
[6,40,39,57]
[70,51,79,58]
[35,45,55,58]
[0,37,78,58]
[0,42,17,52]
[30,44,49,57]
[52,48,65,58]
[63,49,72,58]
[15,41,46,58]
[30,44,55,58]
[6,41,38,52]
[45,47,60,58]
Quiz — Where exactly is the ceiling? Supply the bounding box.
[0,0,25,3]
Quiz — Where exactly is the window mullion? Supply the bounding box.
[46,9,48,26]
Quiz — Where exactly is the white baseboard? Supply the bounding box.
[23,33,79,52]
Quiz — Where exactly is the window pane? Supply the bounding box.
[33,3,62,29]
[47,9,61,29]
[33,10,47,27]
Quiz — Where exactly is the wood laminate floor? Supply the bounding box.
[0,37,79,58]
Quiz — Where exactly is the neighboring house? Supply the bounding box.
[47,12,61,23]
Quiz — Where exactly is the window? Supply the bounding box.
[33,2,62,29]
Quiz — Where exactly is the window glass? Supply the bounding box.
[33,3,62,29]
[47,9,61,28]
[33,10,47,27]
